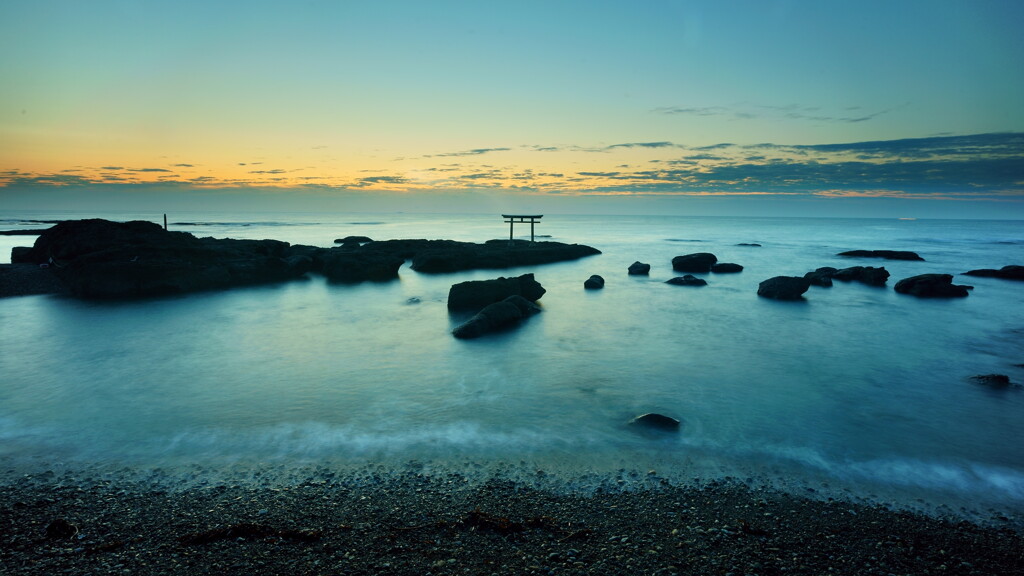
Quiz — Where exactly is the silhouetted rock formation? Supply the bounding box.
[630,413,681,431]
[319,249,404,282]
[361,239,599,273]
[963,265,1024,281]
[832,266,890,286]
[711,262,743,273]
[672,252,717,273]
[804,267,839,287]
[628,261,651,275]
[969,374,1015,389]
[757,276,810,300]
[584,275,605,289]
[736,243,761,247]
[838,250,924,261]
[665,275,707,287]
[334,235,373,245]
[894,274,971,298]
[447,274,546,311]
[451,295,541,339]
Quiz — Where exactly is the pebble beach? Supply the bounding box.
[3,467,1023,576]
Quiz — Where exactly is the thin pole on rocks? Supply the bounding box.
[163,214,168,231]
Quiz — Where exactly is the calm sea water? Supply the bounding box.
[2,211,1023,517]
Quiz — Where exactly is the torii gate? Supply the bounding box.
[502,214,543,242]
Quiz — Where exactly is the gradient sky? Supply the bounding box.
[2,0,1023,217]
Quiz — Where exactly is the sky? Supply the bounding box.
[1,0,1023,218]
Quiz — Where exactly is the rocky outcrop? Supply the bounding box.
[451,295,541,339]
[334,235,373,245]
[665,275,707,287]
[672,253,717,273]
[22,219,315,298]
[969,374,1016,389]
[630,413,681,431]
[838,250,924,261]
[319,249,404,282]
[804,267,839,287]
[736,243,761,247]
[584,275,605,289]
[894,274,971,298]
[832,266,890,286]
[360,239,601,273]
[628,261,651,275]
[757,276,810,300]
[447,274,546,311]
[963,265,1024,281]
[711,262,743,273]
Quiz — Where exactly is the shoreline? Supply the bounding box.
[3,467,1022,575]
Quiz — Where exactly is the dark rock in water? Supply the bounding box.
[832,266,890,286]
[334,235,373,244]
[452,295,540,339]
[365,238,601,273]
[672,252,717,273]
[804,267,839,287]
[23,219,315,298]
[630,413,681,431]
[628,261,651,275]
[963,265,1024,281]
[757,276,810,300]
[665,275,707,287]
[711,262,743,273]
[838,249,924,261]
[736,243,761,247]
[45,518,78,539]
[584,274,605,289]
[894,274,971,298]
[320,249,404,282]
[11,246,33,263]
[448,273,546,311]
[969,374,1015,389]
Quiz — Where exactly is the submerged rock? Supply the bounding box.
[757,276,810,300]
[628,261,651,275]
[630,413,681,431]
[963,265,1024,281]
[838,249,924,261]
[451,295,541,339]
[711,262,743,273]
[832,266,890,287]
[804,267,839,287]
[894,274,971,298]
[448,273,546,311]
[672,252,717,273]
[584,274,605,289]
[665,275,707,287]
[969,374,1014,389]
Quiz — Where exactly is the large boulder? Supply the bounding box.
[672,252,717,273]
[832,266,890,286]
[447,273,546,311]
[963,265,1024,281]
[584,275,605,289]
[838,250,924,261]
[757,276,810,300]
[451,295,540,339]
[319,249,405,282]
[804,267,838,287]
[665,275,707,287]
[894,274,971,298]
[628,261,651,275]
[710,262,743,273]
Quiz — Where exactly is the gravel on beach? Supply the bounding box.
[3,470,1022,576]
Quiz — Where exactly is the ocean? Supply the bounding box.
[1,211,1022,519]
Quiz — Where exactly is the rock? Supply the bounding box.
[45,518,78,539]
[672,252,717,273]
[451,295,540,339]
[894,274,971,298]
[386,239,600,273]
[963,265,1024,281]
[757,276,810,300]
[447,273,546,311]
[628,261,651,275]
[10,246,33,263]
[838,250,924,261]
[630,413,681,431]
[710,262,743,273]
[804,267,838,287]
[584,275,605,289]
[319,249,404,282]
[736,243,761,247]
[969,374,1013,389]
[334,235,373,244]
[23,219,314,298]
[665,275,707,286]
[832,266,890,286]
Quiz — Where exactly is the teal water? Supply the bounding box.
[1,212,1023,517]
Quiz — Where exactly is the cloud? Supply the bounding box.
[100,166,125,170]
[653,106,729,116]
[427,147,512,158]
[173,163,194,168]
[655,102,904,124]
[248,169,287,174]
[129,168,173,173]
[606,141,677,150]
[577,171,622,177]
